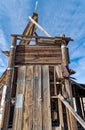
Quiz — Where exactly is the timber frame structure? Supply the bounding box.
[0,12,85,130]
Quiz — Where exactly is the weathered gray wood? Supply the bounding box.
[55,65,63,79]
[13,66,26,130]
[58,99,64,130]
[29,16,51,37]
[15,57,62,65]
[42,65,52,130]
[23,65,33,130]
[15,45,62,65]
[33,65,42,130]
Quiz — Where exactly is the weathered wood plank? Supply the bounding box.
[16,52,61,57]
[58,99,64,130]
[55,65,63,79]
[15,57,62,65]
[15,45,62,65]
[2,36,17,130]
[33,65,42,130]
[23,65,34,130]
[42,65,52,130]
[61,43,78,130]
[13,66,26,130]
[16,45,61,50]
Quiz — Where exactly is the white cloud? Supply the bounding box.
[0,29,8,50]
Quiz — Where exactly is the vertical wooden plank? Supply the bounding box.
[23,66,34,130]
[33,65,42,130]
[55,65,64,130]
[13,66,26,130]
[58,99,64,130]
[42,65,52,130]
[0,85,7,128]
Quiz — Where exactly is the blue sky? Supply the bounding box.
[0,0,85,83]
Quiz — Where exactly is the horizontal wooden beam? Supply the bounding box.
[11,35,73,43]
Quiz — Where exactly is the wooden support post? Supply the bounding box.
[2,36,17,130]
[58,99,64,130]
[33,65,42,130]
[42,65,52,130]
[23,66,34,130]
[61,43,78,130]
[13,66,26,130]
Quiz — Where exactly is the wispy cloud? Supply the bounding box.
[0,0,33,76]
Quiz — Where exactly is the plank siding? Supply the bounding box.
[23,66,33,130]
[13,66,26,130]
[42,65,52,130]
[15,45,62,65]
[33,65,42,130]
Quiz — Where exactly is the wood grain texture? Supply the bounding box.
[61,43,78,130]
[13,66,26,130]
[15,45,62,65]
[42,65,52,130]
[33,65,42,130]
[58,99,64,130]
[23,66,33,130]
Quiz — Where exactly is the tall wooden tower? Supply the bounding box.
[0,12,85,130]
